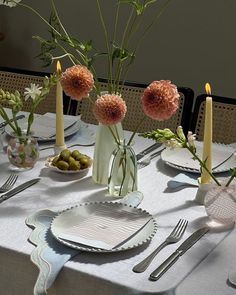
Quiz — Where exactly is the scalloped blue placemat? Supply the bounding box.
[26,191,143,295]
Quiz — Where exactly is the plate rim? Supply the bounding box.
[161,142,236,174]
[50,201,158,253]
[5,119,81,142]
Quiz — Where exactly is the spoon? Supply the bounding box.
[167,173,198,189]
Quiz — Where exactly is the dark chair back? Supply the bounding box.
[69,78,194,133]
[0,67,70,114]
[190,94,236,144]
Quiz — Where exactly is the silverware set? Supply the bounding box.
[133,219,188,273]
[0,176,40,203]
[136,143,165,169]
[0,114,25,129]
[40,142,95,151]
[132,218,209,281]
[0,174,18,193]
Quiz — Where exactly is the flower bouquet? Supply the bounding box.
[0,73,59,168]
[3,0,180,192]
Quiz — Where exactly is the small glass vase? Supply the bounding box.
[7,135,39,170]
[92,123,124,185]
[108,142,138,197]
[204,182,236,229]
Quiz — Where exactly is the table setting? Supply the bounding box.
[0,102,236,294]
[0,57,236,295]
[1,1,236,294]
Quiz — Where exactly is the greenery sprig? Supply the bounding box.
[3,0,173,96]
[0,73,59,137]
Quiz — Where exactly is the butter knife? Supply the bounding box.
[0,178,40,203]
[149,227,209,281]
[0,114,25,129]
[136,143,162,161]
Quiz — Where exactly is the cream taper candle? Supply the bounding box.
[201,83,212,184]
[55,61,66,149]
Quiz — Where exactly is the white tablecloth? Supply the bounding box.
[0,119,235,295]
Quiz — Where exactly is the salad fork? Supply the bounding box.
[137,147,165,169]
[0,174,18,193]
[132,219,188,273]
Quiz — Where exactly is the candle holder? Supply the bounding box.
[195,178,213,205]
[53,143,67,156]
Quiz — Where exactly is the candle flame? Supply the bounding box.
[205,83,211,95]
[56,60,62,74]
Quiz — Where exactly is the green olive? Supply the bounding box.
[52,156,59,166]
[56,160,69,170]
[71,150,81,160]
[68,156,76,164]
[60,149,71,161]
[69,160,81,171]
[79,156,92,169]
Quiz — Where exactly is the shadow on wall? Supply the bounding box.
[0,9,37,70]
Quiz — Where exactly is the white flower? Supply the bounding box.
[166,138,183,149]
[187,131,196,145]
[24,84,42,101]
[0,0,21,7]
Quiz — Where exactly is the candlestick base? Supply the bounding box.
[54,144,67,156]
[195,178,213,205]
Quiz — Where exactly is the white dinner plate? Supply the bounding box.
[5,119,81,143]
[161,142,236,174]
[50,202,157,253]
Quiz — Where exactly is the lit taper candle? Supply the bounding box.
[201,83,212,183]
[55,61,66,153]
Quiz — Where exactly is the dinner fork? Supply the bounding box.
[0,174,18,193]
[132,219,188,273]
[137,147,165,169]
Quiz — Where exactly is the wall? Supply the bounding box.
[0,0,236,98]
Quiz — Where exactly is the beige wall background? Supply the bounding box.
[0,0,236,98]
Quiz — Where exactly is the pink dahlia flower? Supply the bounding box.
[93,94,127,125]
[141,80,180,121]
[60,65,94,101]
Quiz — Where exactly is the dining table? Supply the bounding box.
[0,110,235,295]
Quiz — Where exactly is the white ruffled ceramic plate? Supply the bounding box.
[5,118,81,143]
[161,142,236,174]
[50,202,157,253]
[45,156,91,174]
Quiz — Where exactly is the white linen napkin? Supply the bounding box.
[31,113,78,138]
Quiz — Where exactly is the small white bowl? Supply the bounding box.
[45,156,92,175]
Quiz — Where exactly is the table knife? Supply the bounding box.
[136,143,162,161]
[0,114,25,129]
[0,178,40,203]
[149,227,209,281]
[212,151,235,171]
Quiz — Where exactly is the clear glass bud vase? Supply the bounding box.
[92,123,124,185]
[108,143,138,197]
[7,135,39,170]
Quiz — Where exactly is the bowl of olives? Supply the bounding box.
[46,149,92,174]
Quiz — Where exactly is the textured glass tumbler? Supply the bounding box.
[204,183,236,229]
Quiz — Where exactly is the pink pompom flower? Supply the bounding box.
[141,80,180,121]
[93,93,127,125]
[60,65,94,101]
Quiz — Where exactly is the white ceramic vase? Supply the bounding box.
[92,123,124,185]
